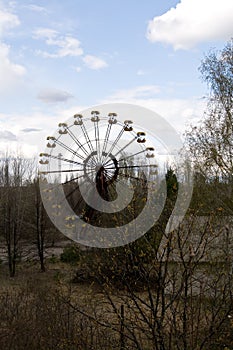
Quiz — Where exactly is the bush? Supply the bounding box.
[60,244,80,264]
[49,254,59,264]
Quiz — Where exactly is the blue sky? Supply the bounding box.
[0,0,232,156]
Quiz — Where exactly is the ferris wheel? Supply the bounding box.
[39,108,163,246]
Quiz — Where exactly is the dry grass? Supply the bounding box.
[0,251,233,350]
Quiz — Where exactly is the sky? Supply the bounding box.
[0,0,233,157]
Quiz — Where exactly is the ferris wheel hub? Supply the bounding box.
[95,162,103,172]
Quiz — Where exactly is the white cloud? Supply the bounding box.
[0,140,38,158]
[57,36,83,57]
[0,6,19,36]
[24,4,48,13]
[0,105,88,158]
[137,69,146,76]
[146,0,233,50]
[83,55,108,70]
[0,130,17,141]
[37,88,74,103]
[2,41,24,64]
[34,28,83,58]
[34,28,109,71]
[0,4,26,92]
[74,66,81,73]
[0,42,25,78]
[101,87,206,133]
[0,94,202,158]
[33,28,58,40]
[108,85,160,100]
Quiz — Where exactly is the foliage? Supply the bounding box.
[73,167,179,290]
[49,254,60,264]
[185,39,233,219]
[188,174,233,215]
[185,39,233,180]
[60,244,80,264]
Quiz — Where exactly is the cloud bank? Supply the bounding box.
[0,6,26,90]
[83,55,108,70]
[101,85,206,133]
[146,0,233,50]
[37,88,74,103]
[34,28,83,58]
[0,6,19,36]
[21,128,42,133]
[0,130,17,141]
[34,28,108,70]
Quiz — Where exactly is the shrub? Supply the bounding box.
[60,244,80,264]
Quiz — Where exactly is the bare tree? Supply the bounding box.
[69,212,233,350]
[185,39,233,180]
[34,177,46,271]
[0,155,33,276]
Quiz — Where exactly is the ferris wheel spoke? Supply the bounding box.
[67,128,90,157]
[73,194,85,213]
[105,164,155,170]
[85,157,97,169]
[104,172,115,183]
[62,171,94,185]
[93,120,101,163]
[46,154,84,167]
[103,136,137,167]
[104,169,141,189]
[102,127,125,164]
[55,184,82,208]
[117,149,149,163]
[88,169,97,181]
[39,168,85,175]
[80,123,95,157]
[106,179,129,190]
[55,139,86,161]
[42,178,86,208]
[113,136,137,158]
[101,123,112,163]
[60,174,92,205]
[64,184,82,202]
[40,170,94,201]
[105,169,115,176]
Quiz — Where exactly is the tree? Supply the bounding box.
[185,39,233,216]
[186,39,233,179]
[34,177,46,272]
[67,211,233,350]
[0,155,33,276]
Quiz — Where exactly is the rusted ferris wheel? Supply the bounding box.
[38,103,193,248]
[39,110,159,237]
